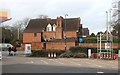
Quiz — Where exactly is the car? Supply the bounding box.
[0,51,2,60]
[0,43,13,51]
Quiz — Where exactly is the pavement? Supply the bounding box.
[1,54,118,73]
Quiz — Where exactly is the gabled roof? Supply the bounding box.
[23,17,81,33]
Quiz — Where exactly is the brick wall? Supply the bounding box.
[64,31,77,38]
[43,32,55,40]
[23,33,41,43]
[31,42,43,49]
[46,42,75,50]
[79,43,120,49]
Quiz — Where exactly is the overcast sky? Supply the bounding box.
[1,0,113,34]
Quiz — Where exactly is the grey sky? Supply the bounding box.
[1,0,113,34]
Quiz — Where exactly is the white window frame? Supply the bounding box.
[53,24,56,31]
[46,24,52,31]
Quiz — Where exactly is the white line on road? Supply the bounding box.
[95,65,102,68]
[41,60,48,64]
[97,71,104,73]
[69,61,81,66]
[54,60,64,64]
[30,61,34,63]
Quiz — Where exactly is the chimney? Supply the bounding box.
[55,16,63,39]
[56,16,63,27]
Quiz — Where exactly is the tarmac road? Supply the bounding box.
[1,56,118,73]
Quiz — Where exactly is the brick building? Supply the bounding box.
[82,28,89,37]
[22,16,89,50]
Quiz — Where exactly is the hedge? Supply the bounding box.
[69,46,97,54]
[69,46,119,54]
[59,51,87,58]
[82,37,120,43]
[30,50,65,57]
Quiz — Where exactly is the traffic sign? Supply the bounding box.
[79,38,83,43]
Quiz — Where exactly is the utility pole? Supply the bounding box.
[64,14,68,50]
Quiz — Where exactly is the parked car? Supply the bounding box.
[0,43,13,51]
[0,51,2,60]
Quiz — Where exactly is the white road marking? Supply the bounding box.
[25,61,34,64]
[54,60,64,64]
[41,60,48,64]
[95,65,102,68]
[30,61,34,63]
[69,61,81,66]
[50,59,64,64]
[97,71,104,73]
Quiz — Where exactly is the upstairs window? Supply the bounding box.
[46,24,52,31]
[53,24,56,31]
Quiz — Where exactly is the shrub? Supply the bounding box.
[31,50,47,57]
[69,46,87,53]
[59,52,74,58]
[83,37,97,43]
[73,53,87,58]
[59,52,87,58]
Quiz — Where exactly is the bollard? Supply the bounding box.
[48,52,51,58]
[88,49,91,58]
[106,54,108,58]
[54,53,57,58]
[109,54,111,59]
[51,53,53,58]
[104,53,106,58]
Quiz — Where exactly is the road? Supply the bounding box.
[1,55,118,73]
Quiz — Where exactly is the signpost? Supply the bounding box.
[118,50,120,60]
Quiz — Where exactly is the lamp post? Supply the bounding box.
[64,14,68,50]
[106,11,109,41]
[65,14,68,31]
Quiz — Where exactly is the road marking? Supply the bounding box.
[25,61,34,64]
[111,67,117,69]
[30,61,34,63]
[97,71,104,73]
[54,60,64,64]
[95,65,102,68]
[69,61,81,66]
[50,59,64,65]
[41,60,48,64]
[86,62,91,65]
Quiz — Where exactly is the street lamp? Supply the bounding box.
[64,14,68,50]
[65,14,68,31]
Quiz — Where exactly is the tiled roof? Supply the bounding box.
[23,17,80,33]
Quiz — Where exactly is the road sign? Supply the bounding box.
[25,44,31,54]
[105,43,110,50]
[79,38,83,43]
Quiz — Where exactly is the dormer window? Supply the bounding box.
[46,24,52,31]
[53,24,56,31]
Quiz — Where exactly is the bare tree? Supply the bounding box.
[38,15,48,19]
[14,18,30,32]
[111,0,120,37]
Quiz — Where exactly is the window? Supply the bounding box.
[34,33,37,37]
[53,24,56,31]
[46,24,52,31]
